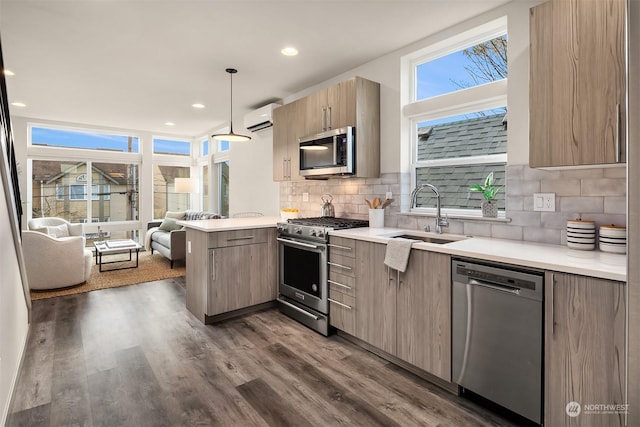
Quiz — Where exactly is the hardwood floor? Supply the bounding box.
[8,278,514,426]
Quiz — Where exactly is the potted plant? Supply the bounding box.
[469,172,501,218]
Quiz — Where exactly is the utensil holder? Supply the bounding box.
[369,209,384,228]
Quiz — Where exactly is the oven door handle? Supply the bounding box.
[277,298,319,320]
[276,237,321,250]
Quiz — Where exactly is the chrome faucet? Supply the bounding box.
[410,183,449,234]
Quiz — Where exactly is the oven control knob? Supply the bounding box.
[294,227,302,234]
[317,230,325,238]
[310,229,317,237]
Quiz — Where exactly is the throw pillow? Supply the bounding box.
[45,224,70,238]
[165,211,186,220]
[158,218,183,232]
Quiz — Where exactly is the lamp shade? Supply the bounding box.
[174,177,194,193]
[212,68,251,142]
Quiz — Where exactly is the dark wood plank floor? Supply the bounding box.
[8,278,515,427]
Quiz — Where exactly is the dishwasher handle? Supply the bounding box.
[468,278,521,295]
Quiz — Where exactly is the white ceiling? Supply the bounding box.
[0,0,509,137]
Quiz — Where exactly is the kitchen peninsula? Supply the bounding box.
[178,216,280,324]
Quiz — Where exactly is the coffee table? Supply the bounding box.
[94,239,142,272]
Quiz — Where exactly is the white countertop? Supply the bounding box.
[177,216,280,232]
[330,227,627,282]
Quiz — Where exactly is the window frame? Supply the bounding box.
[403,17,508,218]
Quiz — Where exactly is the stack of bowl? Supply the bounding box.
[567,219,596,250]
[599,225,627,254]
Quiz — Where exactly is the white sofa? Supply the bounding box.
[22,230,93,290]
[28,217,85,239]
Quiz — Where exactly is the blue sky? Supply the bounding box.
[32,127,229,155]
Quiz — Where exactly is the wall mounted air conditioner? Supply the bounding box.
[244,103,281,132]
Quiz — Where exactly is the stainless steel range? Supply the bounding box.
[276,217,368,335]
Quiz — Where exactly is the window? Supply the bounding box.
[201,139,209,156]
[202,164,209,211]
[31,127,139,153]
[31,160,139,223]
[153,165,190,219]
[69,184,86,200]
[153,138,191,156]
[219,140,229,152]
[405,18,507,216]
[217,161,229,217]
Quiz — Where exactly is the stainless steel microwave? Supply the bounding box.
[298,126,355,178]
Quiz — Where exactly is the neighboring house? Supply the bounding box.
[31,160,134,223]
[415,113,507,210]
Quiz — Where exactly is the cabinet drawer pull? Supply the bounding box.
[551,273,556,336]
[328,243,353,251]
[328,279,351,290]
[328,298,352,310]
[616,103,621,162]
[322,106,327,131]
[328,261,352,271]
[210,250,216,281]
[226,235,255,241]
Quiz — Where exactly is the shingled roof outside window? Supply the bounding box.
[414,113,506,211]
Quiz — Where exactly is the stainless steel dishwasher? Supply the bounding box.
[452,258,543,424]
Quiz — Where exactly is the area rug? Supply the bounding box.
[30,251,185,300]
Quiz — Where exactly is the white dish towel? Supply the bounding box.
[384,238,416,273]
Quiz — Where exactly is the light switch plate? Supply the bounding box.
[302,192,309,202]
[386,191,393,200]
[533,193,555,212]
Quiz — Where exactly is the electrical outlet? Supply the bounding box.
[385,191,393,200]
[533,193,555,212]
[302,192,309,202]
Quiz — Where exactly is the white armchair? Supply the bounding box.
[27,217,84,238]
[22,231,93,290]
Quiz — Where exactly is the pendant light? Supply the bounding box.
[212,68,251,142]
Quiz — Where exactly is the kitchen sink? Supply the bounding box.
[383,232,468,245]
[391,234,456,244]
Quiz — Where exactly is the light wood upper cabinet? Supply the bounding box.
[545,272,626,427]
[305,78,357,135]
[529,0,626,167]
[272,98,306,181]
[273,76,380,181]
[396,250,451,382]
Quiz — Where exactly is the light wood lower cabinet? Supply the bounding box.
[354,240,396,355]
[545,271,626,427]
[185,227,277,323]
[208,242,276,315]
[397,250,451,382]
[352,240,451,381]
[328,237,357,336]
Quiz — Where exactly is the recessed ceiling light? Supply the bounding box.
[3,69,15,76]
[11,102,26,107]
[164,122,175,126]
[281,47,298,57]
[192,103,205,109]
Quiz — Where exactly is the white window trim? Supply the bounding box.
[407,16,508,104]
[403,17,508,216]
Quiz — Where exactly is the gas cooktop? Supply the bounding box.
[286,217,369,229]
[277,217,369,242]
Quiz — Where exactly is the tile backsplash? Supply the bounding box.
[280,165,627,246]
